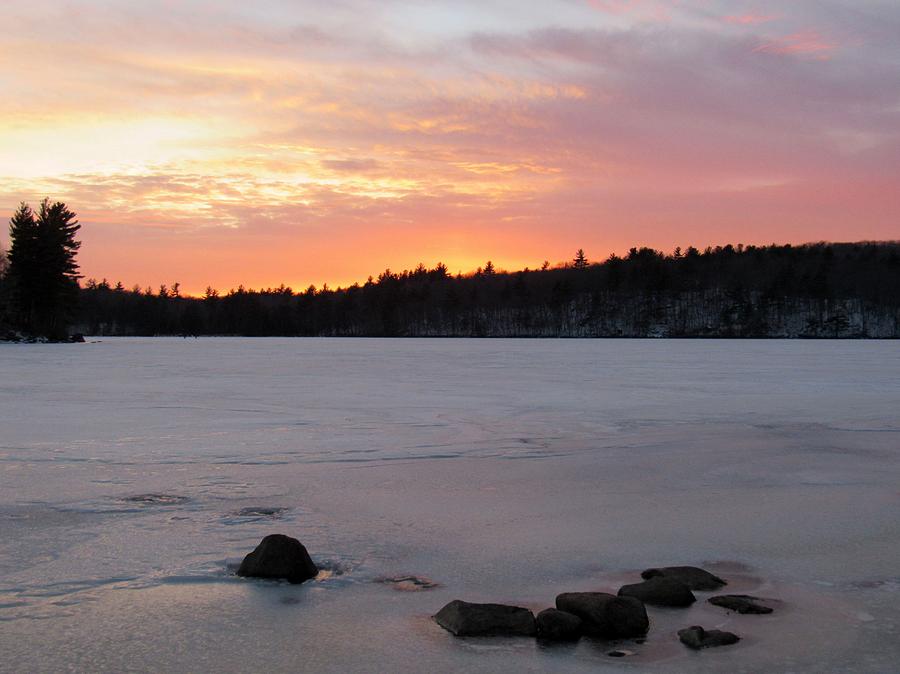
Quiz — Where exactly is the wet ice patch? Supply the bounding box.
[49,493,194,515]
[607,649,635,657]
[221,506,290,525]
[223,559,242,575]
[374,575,441,591]
[235,507,285,517]
[845,578,900,592]
[119,494,191,506]
[312,558,360,586]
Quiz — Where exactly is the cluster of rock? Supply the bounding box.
[434,565,777,653]
[232,537,778,657]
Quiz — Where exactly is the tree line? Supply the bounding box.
[75,242,900,338]
[2,201,899,339]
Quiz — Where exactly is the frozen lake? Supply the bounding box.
[1,338,898,672]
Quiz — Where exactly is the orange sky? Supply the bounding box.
[1,0,898,294]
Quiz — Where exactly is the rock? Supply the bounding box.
[708,594,774,614]
[434,600,536,637]
[555,592,649,638]
[535,608,582,641]
[236,534,318,584]
[69,333,86,343]
[678,625,740,649]
[618,577,696,607]
[641,566,726,591]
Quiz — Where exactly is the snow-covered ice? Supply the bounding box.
[1,338,898,672]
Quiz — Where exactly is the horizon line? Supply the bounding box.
[77,238,900,299]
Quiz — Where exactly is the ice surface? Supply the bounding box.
[0,338,898,672]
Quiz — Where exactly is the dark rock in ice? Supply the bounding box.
[69,333,86,343]
[708,594,774,614]
[618,577,696,607]
[641,566,727,591]
[535,608,582,641]
[236,534,318,584]
[678,625,740,649]
[555,592,649,638]
[434,600,536,637]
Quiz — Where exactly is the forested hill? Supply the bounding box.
[76,242,900,338]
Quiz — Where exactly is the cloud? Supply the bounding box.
[754,30,839,59]
[320,158,383,173]
[0,0,898,291]
[723,13,778,26]
[585,0,679,22]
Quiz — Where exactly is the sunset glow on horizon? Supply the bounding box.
[2,0,898,294]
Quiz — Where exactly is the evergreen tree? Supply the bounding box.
[573,249,588,269]
[7,199,81,339]
[0,244,10,330]
[7,203,40,333]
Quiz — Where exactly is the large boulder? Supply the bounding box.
[434,600,536,637]
[678,625,740,649]
[618,577,696,607]
[236,534,318,584]
[535,608,582,641]
[555,592,649,638]
[641,566,726,591]
[708,594,774,614]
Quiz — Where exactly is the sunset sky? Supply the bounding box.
[2,0,898,294]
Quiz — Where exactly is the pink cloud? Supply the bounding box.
[585,0,677,22]
[2,0,898,292]
[723,13,778,26]
[754,30,839,59]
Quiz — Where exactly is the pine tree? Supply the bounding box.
[7,203,40,333]
[0,243,11,330]
[573,248,588,269]
[483,260,496,275]
[7,199,81,339]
